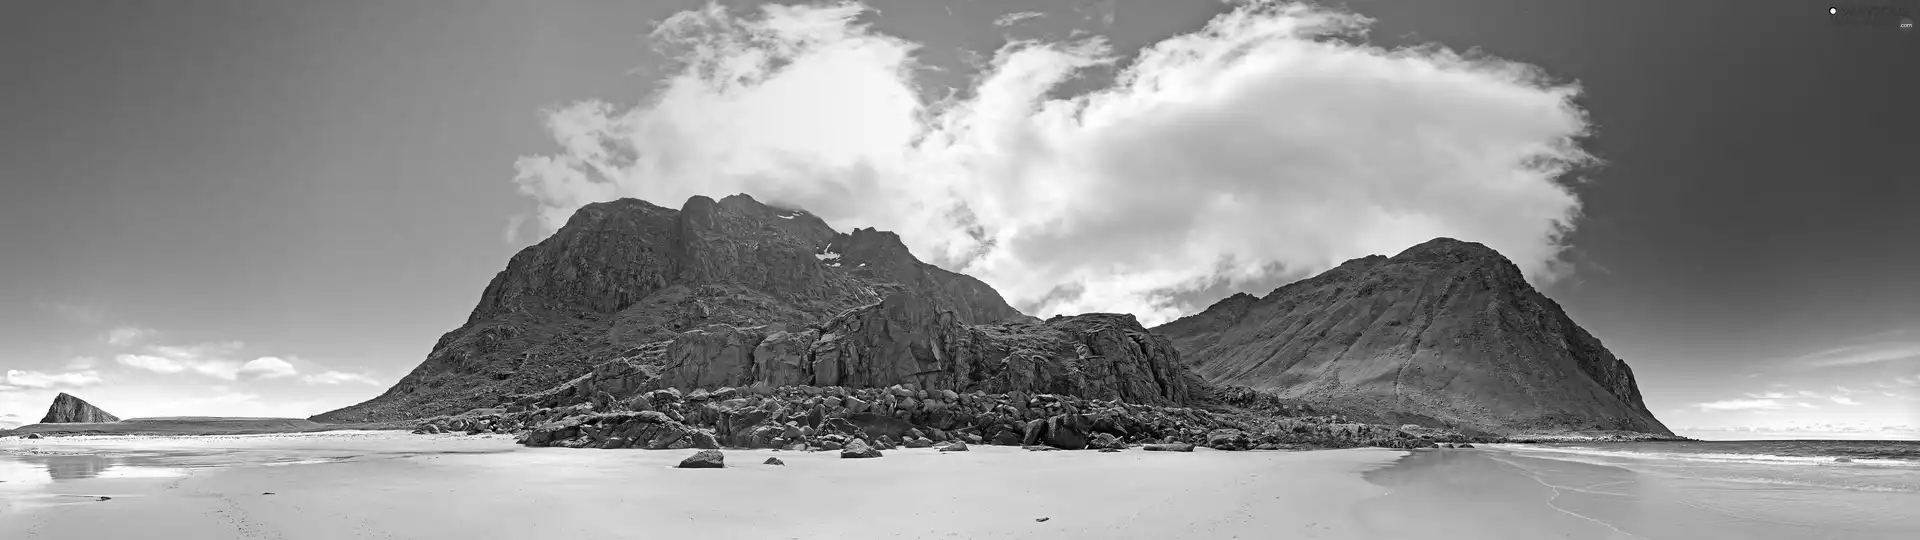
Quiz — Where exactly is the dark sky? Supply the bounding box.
[1,0,1914,436]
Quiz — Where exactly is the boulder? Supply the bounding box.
[764,457,785,466]
[1043,414,1093,450]
[841,439,883,459]
[939,441,970,452]
[677,450,725,468]
[1204,428,1251,451]
[1143,443,1195,452]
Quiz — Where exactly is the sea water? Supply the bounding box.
[1483,440,1920,539]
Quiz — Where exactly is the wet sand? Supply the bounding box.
[3,432,1406,539]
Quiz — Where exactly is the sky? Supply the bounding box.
[1,0,1915,439]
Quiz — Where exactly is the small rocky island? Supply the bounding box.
[41,392,119,424]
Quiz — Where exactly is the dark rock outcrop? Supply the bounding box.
[39,393,119,424]
[1154,238,1672,436]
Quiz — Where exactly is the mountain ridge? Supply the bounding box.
[316,195,1669,440]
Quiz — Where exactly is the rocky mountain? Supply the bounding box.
[1153,238,1672,436]
[40,392,119,423]
[314,194,1037,423]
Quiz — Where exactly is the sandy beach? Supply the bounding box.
[3,432,1407,539]
[7,433,1915,539]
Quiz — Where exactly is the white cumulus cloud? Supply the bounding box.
[238,357,300,379]
[115,341,248,380]
[1694,399,1785,412]
[302,371,382,386]
[104,326,156,346]
[0,369,104,390]
[510,1,1598,324]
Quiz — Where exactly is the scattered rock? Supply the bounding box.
[1835,457,1854,463]
[904,437,933,448]
[1036,517,1050,522]
[1098,448,1122,453]
[1455,443,1475,449]
[97,496,111,501]
[24,433,43,440]
[677,449,726,468]
[939,441,970,452]
[764,457,785,466]
[1143,443,1195,452]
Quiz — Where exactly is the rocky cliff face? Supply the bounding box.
[1153,238,1672,436]
[40,393,119,423]
[313,194,1030,423]
[531,292,1190,410]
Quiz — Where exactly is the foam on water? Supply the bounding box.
[1497,439,1920,494]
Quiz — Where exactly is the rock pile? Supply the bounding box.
[412,383,1444,452]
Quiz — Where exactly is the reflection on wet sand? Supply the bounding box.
[38,454,112,480]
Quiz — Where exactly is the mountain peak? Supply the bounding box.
[313,192,1028,422]
[1394,237,1502,260]
[1155,238,1670,436]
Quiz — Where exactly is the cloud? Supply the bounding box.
[238,357,299,379]
[993,11,1044,27]
[1693,399,1785,412]
[1797,390,1821,398]
[507,1,1599,325]
[1834,385,1855,394]
[503,215,527,245]
[1743,392,1795,399]
[1794,341,1920,368]
[1075,0,1116,27]
[1830,395,1862,406]
[1796,402,1818,408]
[115,354,187,374]
[302,371,382,386]
[42,302,108,324]
[104,326,156,346]
[0,369,104,391]
[114,341,249,380]
[65,356,97,370]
